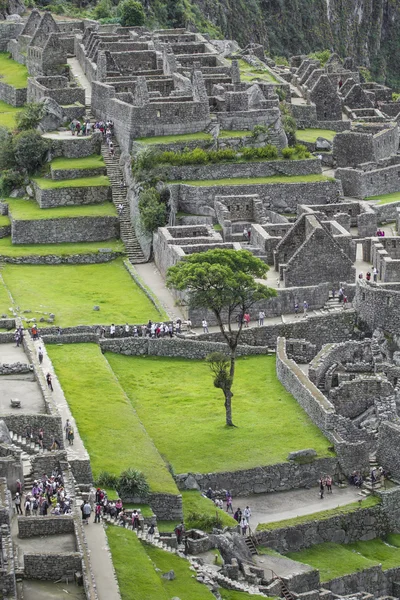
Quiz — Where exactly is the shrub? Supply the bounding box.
[274,56,289,67]
[16,103,45,131]
[138,187,167,233]
[0,131,16,170]
[241,147,257,160]
[132,147,160,175]
[93,0,113,19]
[13,130,49,174]
[393,93,400,102]
[96,471,119,488]
[186,511,223,532]
[281,147,296,159]
[308,49,331,66]
[119,0,145,26]
[117,468,149,499]
[259,144,279,159]
[0,170,24,196]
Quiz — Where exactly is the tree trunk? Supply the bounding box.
[224,388,234,427]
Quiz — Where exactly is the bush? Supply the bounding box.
[0,131,16,171]
[274,56,289,66]
[119,0,145,26]
[0,170,24,196]
[16,103,45,131]
[93,0,113,19]
[117,468,149,499]
[393,93,400,102]
[96,471,119,488]
[308,49,331,66]
[132,147,160,175]
[138,187,167,232]
[259,144,279,159]
[13,130,49,173]
[186,511,223,532]
[281,147,296,159]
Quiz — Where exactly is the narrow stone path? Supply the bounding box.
[83,521,122,600]
[134,261,185,321]
[68,57,91,105]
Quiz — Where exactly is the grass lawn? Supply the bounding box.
[50,154,105,170]
[33,175,110,189]
[48,344,177,493]
[365,192,400,205]
[182,490,237,529]
[0,237,124,257]
[1,258,165,326]
[0,276,12,315]
[256,496,380,531]
[219,130,252,138]
[137,131,252,144]
[296,129,337,143]
[0,52,29,88]
[173,174,332,186]
[0,215,10,227]
[220,592,275,600]
[286,538,400,582]
[0,100,22,129]
[235,59,278,83]
[105,354,333,474]
[107,527,215,600]
[6,197,116,220]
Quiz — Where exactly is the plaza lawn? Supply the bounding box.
[106,354,333,475]
[50,154,105,170]
[6,197,116,220]
[47,344,177,494]
[256,495,380,531]
[365,192,400,205]
[286,538,400,582]
[0,237,124,257]
[1,258,165,326]
[0,52,29,88]
[0,100,22,129]
[296,128,337,143]
[33,175,110,189]
[172,174,332,186]
[107,527,215,600]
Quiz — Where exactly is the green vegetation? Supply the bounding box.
[107,527,215,600]
[297,129,337,143]
[0,276,12,315]
[219,130,252,138]
[15,103,45,131]
[6,198,116,220]
[173,174,332,186]
[182,490,237,530]
[0,215,10,227]
[119,0,145,26]
[2,259,165,326]
[33,175,110,189]
[0,53,29,88]
[138,132,212,144]
[287,537,400,582]
[235,59,278,84]
[365,192,400,205]
[0,101,22,130]
[308,49,331,66]
[48,344,176,494]
[106,354,332,474]
[220,591,275,600]
[50,154,105,170]
[138,187,167,233]
[256,496,380,531]
[0,130,50,175]
[0,237,124,257]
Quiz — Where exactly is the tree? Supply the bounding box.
[119,0,145,26]
[15,102,45,131]
[138,187,167,232]
[13,130,49,174]
[166,249,276,426]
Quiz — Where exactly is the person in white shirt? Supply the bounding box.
[243,506,251,523]
[110,324,116,337]
[202,319,209,333]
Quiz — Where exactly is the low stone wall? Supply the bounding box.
[23,552,82,580]
[42,333,100,344]
[51,167,107,181]
[255,502,386,553]
[0,251,124,265]
[325,565,400,598]
[0,363,32,375]
[377,421,400,480]
[32,181,112,208]
[68,458,93,485]
[31,451,67,480]
[0,224,11,238]
[0,81,27,107]
[11,216,119,244]
[99,337,269,359]
[175,457,338,497]
[149,492,183,520]
[18,516,75,538]
[374,200,400,223]
[49,133,102,159]
[1,414,63,451]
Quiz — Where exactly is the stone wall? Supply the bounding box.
[11,215,119,244]
[51,167,107,181]
[377,421,400,479]
[0,251,124,265]
[1,414,63,451]
[255,503,386,553]
[0,81,27,107]
[23,552,82,580]
[353,280,400,336]
[31,450,67,480]
[175,457,339,496]
[337,162,400,198]
[49,133,102,159]
[68,458,93,484]
[27,76,86,106]
[32,181,112,208]
[18,516,75,538]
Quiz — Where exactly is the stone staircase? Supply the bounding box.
[8,430,47,455]
[101,140,146,264]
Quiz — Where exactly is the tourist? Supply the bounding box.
[186,318,192,332]
[38,346,43,364]
[16,479,22,495]
[131,510,140,529]
[326,475,332,493]
[31,324,38,340]
[14,492,22,515]
[237,312,243,328]
[133,326,138,337]
[373,267,378,282]
[303,300,308,317]
[205,487,214,499]
[358,272,363,279]
[319,477,325,499]
[109,142,115,157]
[233,508,242,522]
[124,323,130,336]
[243,227,248,242]
[366,272,371,282]
[64,419,70,440]
[147,522,155,541]
[247,227,251,243]
[240,516,248,536]
[83,501,91,524]
[294,301,299,317]
[258,310,265,326]
[24,495,31,516]
[338,287,344,302]
[50,437,61,451]
[226,493,233,513]
[69,121,76,136]
[76,121,81,136]
[110,324,116,337]
[46,373,53,392]
[38,428,44,449]
[243,505,251,523]
[67,427,74,446]
[118,203,124,215]
[202,319,209,333]
[94,503,102,523]
[175,522,184,544]
[243,312,250,328]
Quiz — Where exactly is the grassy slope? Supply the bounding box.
[0,277,12,315]
[0,237,124,256]
[137,131,252,144]
[50,154,105,170]
[256,496,381,531]
[33,175,110,189]
[296,129,337,142]
[48,344,177,494]
[107,527,214,600]
[1,258,164,326]
[365,192,400,205]
[106,354,332,474]
[6,197,116,220]
[173,174,331,186]
[236,59,278,83]
[0,100,22,129]
[287,538,400,582]
[0,52,28,88]
[0,215,10,227]
[182,490,237,528]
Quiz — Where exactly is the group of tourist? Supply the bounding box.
[69,119,92,136]
[14,470,71,516]
[205,488,252,536]
[359,268,379,283]
[318,475,333,499]
[242,227,252,243]
[103,318,193,339]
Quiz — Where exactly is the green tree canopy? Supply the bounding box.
[119,0,145,26]
[167,249,276,425]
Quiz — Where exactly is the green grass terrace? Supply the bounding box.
[0,100,22,130]
[296,128,337,143]
[0,237,125,257]
[6,198,116,220]
[365,192,400,205]
[105,354,333,475]
[0,52,29,88]
[1,258,165,326]
[137,130,253,144]
[50,154,105,170]
[172,174,333,186]
[47,344,176,493]
[286,535,400,582]
[32,175,110,189]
